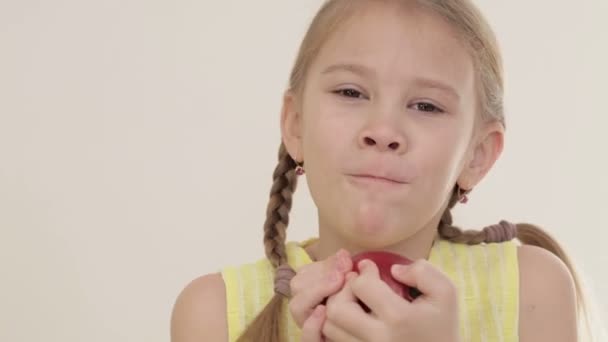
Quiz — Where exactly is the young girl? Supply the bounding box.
[171,0,589,341]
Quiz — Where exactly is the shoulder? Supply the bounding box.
[518,245,578,341]
[170,273,228,342]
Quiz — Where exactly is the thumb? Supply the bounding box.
[301,305,327,342]
[390,260,454,302]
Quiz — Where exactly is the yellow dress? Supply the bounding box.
[221,238,519,341]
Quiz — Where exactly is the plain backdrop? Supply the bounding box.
[1,0,607,341]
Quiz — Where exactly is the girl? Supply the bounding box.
[172,0,589,341]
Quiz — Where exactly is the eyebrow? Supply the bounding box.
[321,63,461,101]
[321,63,375,78]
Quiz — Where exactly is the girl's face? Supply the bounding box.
[282,3,503,248]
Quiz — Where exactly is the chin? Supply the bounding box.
[344,220,403,249]
[328,196,412,246]
[345,230,402,251]
[351,202,398,232]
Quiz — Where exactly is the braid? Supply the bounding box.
[438,185,513,245]
[263,143,299,267]
[236,143,299,342]
[438,186,588,334]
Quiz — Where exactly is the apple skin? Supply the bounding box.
[351,251,422,312]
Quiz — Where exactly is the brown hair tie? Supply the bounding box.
[274,264,296,298]
[483,220,518,243]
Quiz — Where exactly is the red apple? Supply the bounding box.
[351,251,422,312]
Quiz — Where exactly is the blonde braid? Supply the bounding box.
[263,143,299,267]
[438,186,516,245]
[236,142,299,342]
[437,185,586,331]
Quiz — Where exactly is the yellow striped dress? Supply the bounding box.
[221,238,519,341]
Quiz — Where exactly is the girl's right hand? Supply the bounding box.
[289,248,352,331]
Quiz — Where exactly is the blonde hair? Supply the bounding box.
[236,0,589,340]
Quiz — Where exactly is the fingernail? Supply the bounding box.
[337,256,349,272]
[336,250,350,271]
[358,259,371,270]
[391,264,406,275]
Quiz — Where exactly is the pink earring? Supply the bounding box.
[459,194,469,204]
[295,162,305,176]
[458,187,471,204]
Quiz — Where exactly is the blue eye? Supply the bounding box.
[333,88,365,99]
[411,102,444,113]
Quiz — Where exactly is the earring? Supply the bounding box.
[458,186,471,204]
[295,161,305,176]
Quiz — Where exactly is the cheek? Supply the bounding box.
[302,102,357,166]
[415,128,469,191]
[300,103,359,211]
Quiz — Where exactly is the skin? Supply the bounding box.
[282,2,502,262]
[169,246,577,341]
[170,2,577,342]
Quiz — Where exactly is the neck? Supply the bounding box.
[305,215,442,262]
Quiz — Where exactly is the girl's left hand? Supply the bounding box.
[321,259,461,342]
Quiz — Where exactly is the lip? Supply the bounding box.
[348,174,408,186]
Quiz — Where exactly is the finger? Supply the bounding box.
[356,259,380,277]
[292,248,352,293]
[325,272,380,341]
[289,269,343,327]
[289,249,353,327]
[301,305,327,342]
[328,272,358,304]
[390,259,457,303]
[351,260,408,320]
[322,319,364,342]
[296,248,352,276]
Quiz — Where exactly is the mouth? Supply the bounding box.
[348,174,408,186]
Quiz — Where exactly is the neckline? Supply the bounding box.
[293,237,443,264]
[294,238,317,264]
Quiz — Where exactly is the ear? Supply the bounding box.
[280,90,304,163]
[457,121,504,190]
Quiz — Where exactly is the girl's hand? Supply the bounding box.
[322,259,460,342]
[290,249,353,341]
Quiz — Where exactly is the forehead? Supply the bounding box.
[309,3,475,95]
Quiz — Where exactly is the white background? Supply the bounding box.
[1,1,607,341]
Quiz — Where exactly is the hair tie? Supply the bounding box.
[483,220,518,243]
[274,264,296,298]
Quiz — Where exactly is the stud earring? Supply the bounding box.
[295,162,305,176]
[458,186,471,204]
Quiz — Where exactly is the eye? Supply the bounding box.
[333,88,366,99]
[411,102,445,114]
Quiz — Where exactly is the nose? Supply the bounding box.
[358,123,407,154]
